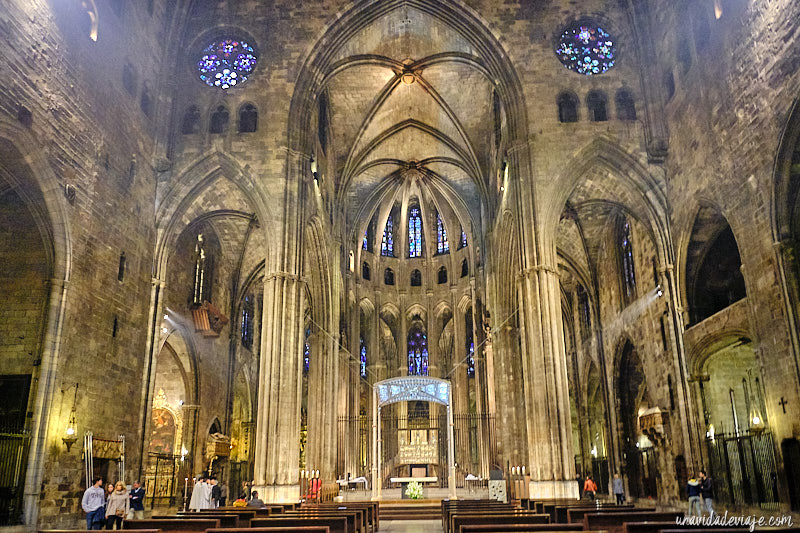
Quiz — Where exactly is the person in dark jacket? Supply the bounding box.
[129,480,145,519]
[699,470,714,516]
[210,477,221,508]
[246,491,265,508]
[686,476,702,517]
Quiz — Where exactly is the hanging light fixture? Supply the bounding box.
[63,383,79,452]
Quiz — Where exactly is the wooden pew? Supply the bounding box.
[285,509,363,533]
[153,515,240,528]
[451,512,550,533]
[207,526,331,533]
[248,516,348,533]
[40,529,157,533]
[584,512,683,533]
[564,506,645,524]
[178,509,259,524]
[624,521,753,533]
[443,500,519,531]
[459,527,591,533]
[122,519,220,533]
[305,502,378,532]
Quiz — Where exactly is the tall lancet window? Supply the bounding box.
[466,308,475,377]
[303,327,311,375]
[381,215,394,257]
[436,212,449,254]
[407,325,428,376]
[408,206,423,258]
[360,336,367,378]
[192,234,210,304]
[619,218,637,303]
[363,230,368,250]
[459,227,468,249]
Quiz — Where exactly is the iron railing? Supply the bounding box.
[0,432,29,526]
[706,430,780,510]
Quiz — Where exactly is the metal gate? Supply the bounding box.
[145,453,185,509]
[337,411,495,489]
[706,431,780,510]
[0,433,29,526]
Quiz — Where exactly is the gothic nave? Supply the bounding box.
[1,0,800,528]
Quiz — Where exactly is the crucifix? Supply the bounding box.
[778,396,788,414]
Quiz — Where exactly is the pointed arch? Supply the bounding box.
[154,152,275,279]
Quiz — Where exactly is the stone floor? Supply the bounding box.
[380,519,443,532]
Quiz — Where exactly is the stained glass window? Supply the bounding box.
[197,39,258,89]
[577,285,591,338]
[241,294,254,349]
[466,309,475,377]
[436,212,449,254]
[303,327,311,374]
[381,215,394,256]
[407,326,428,376]
[192,234,207,304]
[460,228,468,249]
[555,22,616,76]
[360,336,367,379]
[409,207,422,258]
[620,219,636,302]
[363,230,368,250]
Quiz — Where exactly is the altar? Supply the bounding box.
[389,476,437,499]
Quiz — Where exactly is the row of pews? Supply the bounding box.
[444,498,800,533]
[39,502,379,533]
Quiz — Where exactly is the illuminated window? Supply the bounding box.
[408,206,423,258]
[196,39,258,89]
[619,218,637,303]
[360,336,367,378]
[555,21,617,76]
[436,212,449,254]
[407,326,428,376]
[381,215,394,257]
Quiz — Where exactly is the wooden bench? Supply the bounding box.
[584,512,683,533]
[564,506,644,524]
[153,515,239,528]
[451,512,550,533]
[41,530,159,533]
[624,521,753,533]
[459,527,592,533]
[286,509,363,533]
[247,516,348,533]
[207,526,331,533]
[443,501,520,531]
[305,502,378,532]
[122,519,220,533]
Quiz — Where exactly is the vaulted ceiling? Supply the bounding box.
[321,4,501,244]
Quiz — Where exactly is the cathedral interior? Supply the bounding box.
[2,0,800,528]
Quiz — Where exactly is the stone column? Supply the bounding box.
[509,142,577,498]
[252,271,304,502]
[23,277,68,526]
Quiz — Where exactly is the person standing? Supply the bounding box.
[105,481,129,530]
[82,477,105,530]
[699,470,714,516]
[189,476,206,510]
[129,480,145,519]
[686,475,703,517]
[218,481,228,507]
[612,473,625,504]
[583,475,597,501]
[210,477,220,508]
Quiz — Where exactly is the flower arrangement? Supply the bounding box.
[405,480,423,499]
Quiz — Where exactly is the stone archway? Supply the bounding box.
[372,376,455,500]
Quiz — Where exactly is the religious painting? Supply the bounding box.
[149,407,176,454]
